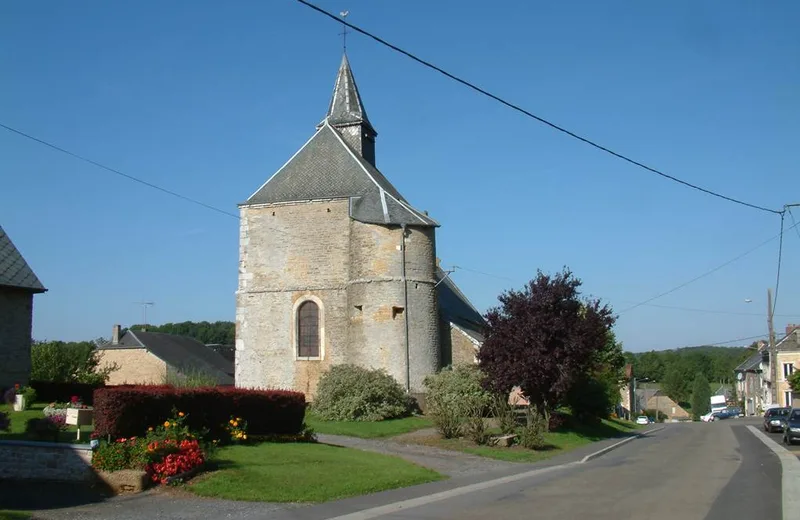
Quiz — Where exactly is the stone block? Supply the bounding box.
[96,469,150,494]
[491,434,517,447]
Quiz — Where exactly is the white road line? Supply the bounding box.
[746,425,800,520]
[326,427,663,520]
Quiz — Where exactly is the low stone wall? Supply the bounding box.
[0,440,94,482]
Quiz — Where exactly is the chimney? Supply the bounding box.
[787,324,800,336]
[112,324,121,345]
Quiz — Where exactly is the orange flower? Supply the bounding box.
[163,421,170,428]
[232,421,239,427]
[178,412,184,417]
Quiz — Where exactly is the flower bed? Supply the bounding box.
[91,407,252,488]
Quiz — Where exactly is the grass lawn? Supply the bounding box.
[408,416,641,463]
[0,403,92,444]
[0,511,31,520]
[305,413,433,438]
[189,442,443,503]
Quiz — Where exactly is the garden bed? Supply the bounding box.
[188,442,443,503]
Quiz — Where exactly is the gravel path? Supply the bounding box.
[316,432,522,477]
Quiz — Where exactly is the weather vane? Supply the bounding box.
[340,10,349,53]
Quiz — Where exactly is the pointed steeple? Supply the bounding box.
[319,54,377,166]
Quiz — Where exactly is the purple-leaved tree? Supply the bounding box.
[477,268,616,424]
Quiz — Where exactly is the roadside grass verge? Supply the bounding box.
[189,442,444,503]
[305,413,433,438]
[405,416,641,463]
[0,403,92,443]
[0,511,31,520]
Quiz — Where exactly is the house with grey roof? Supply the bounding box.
[0,225,47,389]
[235,55,485,399]
[96,324,234,386]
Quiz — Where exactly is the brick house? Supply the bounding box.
[235,54,485,398]
[97,325,234,386]
[0,226,47,389]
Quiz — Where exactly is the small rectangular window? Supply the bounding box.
[785,391,793,407]
[783,363,795,379]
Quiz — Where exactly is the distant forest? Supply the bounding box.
[125,321,235,345]
[624,345,753,404]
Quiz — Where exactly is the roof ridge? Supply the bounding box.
[243,125,325,204]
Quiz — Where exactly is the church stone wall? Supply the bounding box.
[236,200,351,396]
[347,222,439,393]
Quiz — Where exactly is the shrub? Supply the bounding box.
[518,407,547,450]
[93,385,306,439]
[424,365,492,439]
[2,387,15,405]
[643,409,668,423]
[29,381,104,406]
[0,411,10,432]
[312,364,414,422]
[463,401,491,445]
[491,394,519,435]
[565,371,619,423]
[164,367,219,389]
[25,416,66,441]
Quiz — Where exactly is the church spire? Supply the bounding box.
[321,54,377,166]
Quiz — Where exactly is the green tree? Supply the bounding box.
[691,373,712,420]
[789,371,800,393]
[31,341,118,384]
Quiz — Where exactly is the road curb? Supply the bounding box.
[746,425,800,520]
[579,426,665,463]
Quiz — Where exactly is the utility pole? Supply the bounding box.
[767,288,778,405]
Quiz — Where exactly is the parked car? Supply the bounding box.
[701,411,716,422]
[783,409,800,445]
[727,407,743,418]
[764,407,790,433]
[635,415,650,425]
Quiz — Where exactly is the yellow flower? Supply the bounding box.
[242,434,247,440]
[163,421,170,428]
[229,419,234,425]
[171,422,176,427]
[236,417,242,422]
[148,427,154,432]
[178,412,185,417]
[213,439,218,443]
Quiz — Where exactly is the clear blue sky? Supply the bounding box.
[1,1,798,351]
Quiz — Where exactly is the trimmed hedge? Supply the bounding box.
[30,380,105,405]
[93,385,307,439]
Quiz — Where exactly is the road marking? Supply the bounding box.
[580,426,665,463]
[326,427,664,520]
[746,426,800,520]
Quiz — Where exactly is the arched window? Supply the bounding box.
[297,300,320,358]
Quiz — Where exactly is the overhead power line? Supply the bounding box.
[0,123,240,220]
[788,206,800,241]
[772,212,785,315]
[296,0,781,215]
[618,301,800,318]
[620,217,800,314]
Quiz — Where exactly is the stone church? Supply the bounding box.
[235,55,485,398]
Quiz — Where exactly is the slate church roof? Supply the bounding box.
[436,267,486,344]
[0,225,46,293]
[243,55,437,227]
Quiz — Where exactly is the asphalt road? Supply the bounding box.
[310,419,782,520]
